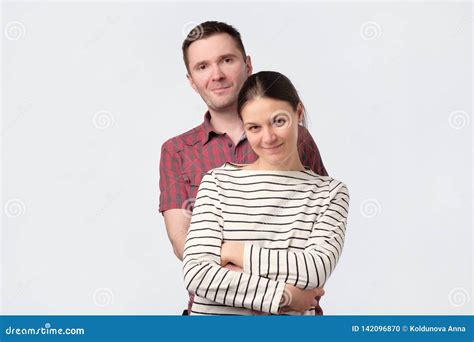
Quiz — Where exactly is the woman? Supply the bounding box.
[183,71,349,315]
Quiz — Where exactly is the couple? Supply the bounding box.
[159,21,349,315]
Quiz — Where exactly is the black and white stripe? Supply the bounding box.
[183,163,349,315]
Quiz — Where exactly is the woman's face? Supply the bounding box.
[241,97,303,168]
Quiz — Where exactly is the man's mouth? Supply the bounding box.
[211,85,231,93]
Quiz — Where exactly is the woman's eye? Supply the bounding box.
[248,126,259,131]
[273,116,287,127]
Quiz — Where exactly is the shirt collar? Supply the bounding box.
[201,111,248,146]
[203,111,235,146]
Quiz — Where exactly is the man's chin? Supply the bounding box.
[208,100,237,112]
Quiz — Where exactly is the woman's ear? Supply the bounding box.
[296,102,305,124]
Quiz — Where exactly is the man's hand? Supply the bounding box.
[163,209,191,261]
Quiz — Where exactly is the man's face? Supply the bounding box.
[186,33,252,112]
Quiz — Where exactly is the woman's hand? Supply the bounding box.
[281,284,325,313]
[220,242,244,267]
[223,263,243,272]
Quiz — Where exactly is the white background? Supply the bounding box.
[1,1,472,315]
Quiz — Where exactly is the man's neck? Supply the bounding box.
[208,108,244,145]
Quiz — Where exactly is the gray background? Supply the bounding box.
[1,1,472,314]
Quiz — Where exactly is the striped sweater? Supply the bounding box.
[183,162,349,315]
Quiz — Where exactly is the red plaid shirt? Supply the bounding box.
[159,111,327,213]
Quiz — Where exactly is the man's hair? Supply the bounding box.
[182,21,247,72]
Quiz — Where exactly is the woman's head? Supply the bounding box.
[237,71,306,169]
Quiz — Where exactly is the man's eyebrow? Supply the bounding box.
[219,53,238,60]
[191,53,239,70]
[191,59,209,70]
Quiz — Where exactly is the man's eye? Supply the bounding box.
[223,58,233,63]
[248,126,259,131]
[198,64,207,71]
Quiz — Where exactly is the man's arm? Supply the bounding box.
[159,142,190,260]
[163,209,190,261]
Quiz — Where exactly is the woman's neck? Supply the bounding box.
[244,156,306,171]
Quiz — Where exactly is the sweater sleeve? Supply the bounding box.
[183,172,286,314]
[242,179,349,289]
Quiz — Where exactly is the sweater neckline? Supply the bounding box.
[224,162,316,175]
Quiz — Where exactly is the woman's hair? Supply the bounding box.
[237,71,307,127]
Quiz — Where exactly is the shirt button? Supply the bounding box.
[228,143,233,147]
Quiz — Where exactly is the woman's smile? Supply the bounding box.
[262,142,284,153]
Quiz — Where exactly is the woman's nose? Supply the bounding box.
[262,127,277,144]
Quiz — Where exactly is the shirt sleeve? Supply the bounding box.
[183,172,286,314]
[159,140,188,213]
[297,125,328,176]
[242,179,349,289]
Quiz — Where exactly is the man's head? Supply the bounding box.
[182,21,252,112]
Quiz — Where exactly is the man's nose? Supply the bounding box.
[210,65,225,81]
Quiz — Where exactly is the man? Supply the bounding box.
[159,21,327,314]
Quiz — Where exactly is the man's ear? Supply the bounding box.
[186,73,198,93]
[245,56,253,76]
